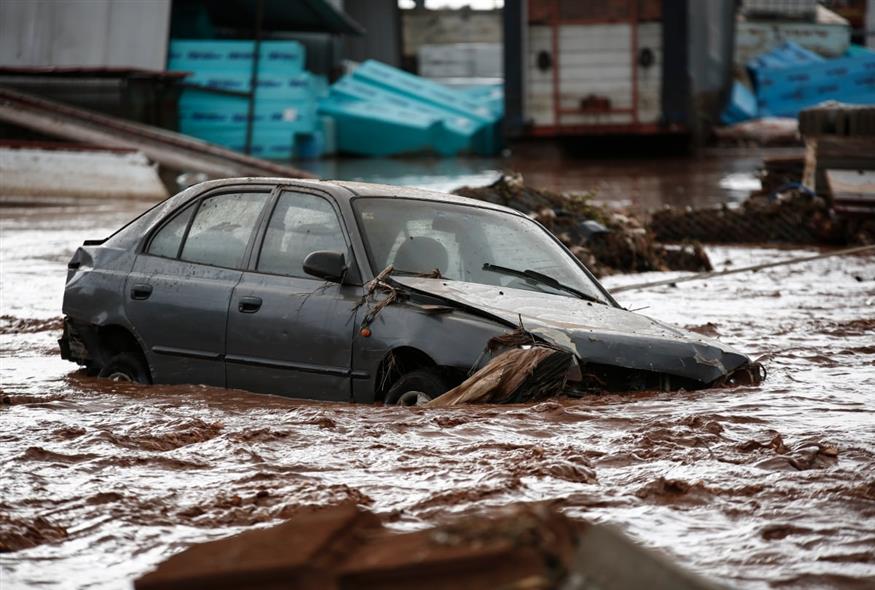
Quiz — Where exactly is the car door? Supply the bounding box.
[225,189,360,400]
[125,189,272,386]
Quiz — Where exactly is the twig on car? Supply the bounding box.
[357,265,401,328]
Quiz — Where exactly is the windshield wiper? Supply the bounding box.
[482,263,605,305]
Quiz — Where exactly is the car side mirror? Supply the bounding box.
[303,251,348,283]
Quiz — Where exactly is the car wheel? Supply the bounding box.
[98,353,151,384]
[384,369,447,406]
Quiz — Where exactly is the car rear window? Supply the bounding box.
[147,203,195,259]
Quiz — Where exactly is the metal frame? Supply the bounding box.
[547,0,642,128]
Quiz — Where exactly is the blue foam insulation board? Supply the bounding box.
[721,81,759,124]
[317,60,503,157]
[749,42,875,118]
[168,40,305,74]
[168,38,325,158]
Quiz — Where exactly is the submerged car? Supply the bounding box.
[60,178,760,404]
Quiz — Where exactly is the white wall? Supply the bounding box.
[0,0,172,70]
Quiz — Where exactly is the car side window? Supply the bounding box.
[180,192,269,269]
[147,202,195,259]
[257,192,347,278]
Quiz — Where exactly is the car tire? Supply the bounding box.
[384,369,447,406]
[98,353,151,384]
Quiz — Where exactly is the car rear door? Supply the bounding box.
[125,188,272,386]
[225,188,361,400]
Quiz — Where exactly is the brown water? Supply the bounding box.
[1,161,874,589]
[298,144,792,210]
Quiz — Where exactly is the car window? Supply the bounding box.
[380,219,462,276]
[180,192,269,269]
[257,192,346,277]
[355,197,609,303]
[147,202,195,258]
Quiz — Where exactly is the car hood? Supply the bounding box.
[395,277,751,386]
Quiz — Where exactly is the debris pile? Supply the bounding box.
[649,191,845,244]
[135,502,720,590]
[654,103,875,247]
[454,173,712,277]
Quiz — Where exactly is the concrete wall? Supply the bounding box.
[402,8,502,57]
[0,0,171,70]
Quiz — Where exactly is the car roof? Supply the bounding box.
[186,177,525,217]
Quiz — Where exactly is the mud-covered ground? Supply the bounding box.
[1,190,874,590]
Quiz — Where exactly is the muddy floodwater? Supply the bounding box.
[1,162,874,589]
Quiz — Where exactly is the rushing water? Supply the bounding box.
[1,179,874,589]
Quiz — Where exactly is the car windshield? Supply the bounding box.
[354,197,610,304]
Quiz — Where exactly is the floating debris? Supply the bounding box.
[134,502,719,590]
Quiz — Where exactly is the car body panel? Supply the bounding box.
[227,274,360,400]
[394,277,750,385]
[124,254,241,386]
[350,302,512,403]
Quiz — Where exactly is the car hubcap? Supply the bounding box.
[107,371,133,383]
[397,391,432,406]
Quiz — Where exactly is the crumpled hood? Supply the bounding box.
[395,277,752,385]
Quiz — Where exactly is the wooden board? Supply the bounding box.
[827,169,875,216]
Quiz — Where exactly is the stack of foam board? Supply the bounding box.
[168,40,327,159]
[318,60,502,157]
[749,42,875,118]
[723,41,875,123]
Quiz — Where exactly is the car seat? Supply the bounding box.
[393,236,448,274]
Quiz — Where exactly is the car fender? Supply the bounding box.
[62,245,148,360]
[351,302,512,403]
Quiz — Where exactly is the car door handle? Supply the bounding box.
[238,296,262,313]
[130,283,153,300]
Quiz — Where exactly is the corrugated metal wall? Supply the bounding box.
[0,0,171,70]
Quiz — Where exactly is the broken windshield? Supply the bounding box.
[353,197,610,304]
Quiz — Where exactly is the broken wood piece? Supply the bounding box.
[428,345,574,406]
[135,502,722,590]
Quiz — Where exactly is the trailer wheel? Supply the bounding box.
[98,353,151,384]
[384,369,447,406]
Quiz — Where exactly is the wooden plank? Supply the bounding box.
[0,87,314,179]
[827,169,875,215]
[803,138,818,190]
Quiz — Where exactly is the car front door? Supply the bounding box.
[225,189,360,400]
[125,189,272,386]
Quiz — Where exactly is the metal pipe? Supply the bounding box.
[551,6,561,128]
[630,0,639,124]
[611,245,875,294]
